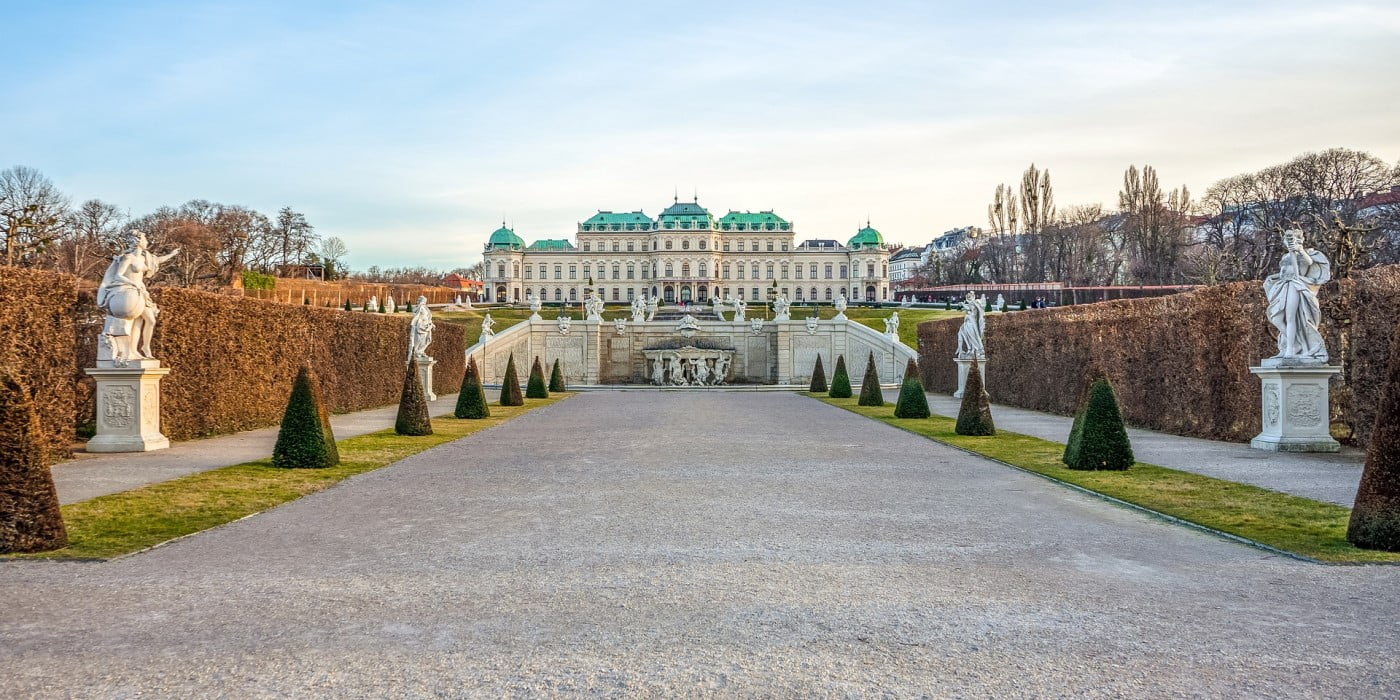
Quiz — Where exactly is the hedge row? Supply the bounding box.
[916,265,1400,448]
[0,268,80,458]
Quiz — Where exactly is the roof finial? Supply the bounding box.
[693,186,698,203]
[674,186,678,204]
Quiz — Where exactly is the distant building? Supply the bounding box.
[439,273,484,297]
[889,246,926,284]
[480,198,893,304]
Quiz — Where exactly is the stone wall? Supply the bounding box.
[916,265,1400,448]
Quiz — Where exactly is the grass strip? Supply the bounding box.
[8,396,568,561]
[811,394,1400,564]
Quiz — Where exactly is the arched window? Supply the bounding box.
[665,262,674,276]
[795,288,803,301]
[525,288,532,299]
[569,288,577,301]
[698,262,708,278]
[554,288,562,301]
[810,287,817,300]
[682,262,690,277]
[824,288,832,301]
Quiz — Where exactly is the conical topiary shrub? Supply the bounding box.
[0,375,67,553]
[395,362,433,436]
[499,354,524,406]
[858,352,884,406]
[526,356,549,399]
[809,355,828,393]
[273,366,339,469]
[829,354,852,398]
[1348,328,1400,551]
[1063,406,1087,467]
[954,358,995,436]
[549,358,566,392]
[455,356,491,419]
[1065,377,1133,471]
[893,358,931,419]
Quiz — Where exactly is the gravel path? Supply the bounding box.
[4,391,1397,696]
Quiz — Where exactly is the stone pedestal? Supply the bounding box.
[84,361,170,452]
[415,356,437,402]
[1248,364,1340,452]
[953,356,986,399]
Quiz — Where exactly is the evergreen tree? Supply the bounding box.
[273,366,339,468]
[1348,329,1400,550]
[954,358,995,436]
[858,352,885,406]
[1065,378,1133,470]
[395,362,433,435]
[829,354,852,398]
[526,356,549,398]
[454,356,491,419]
[808,355,827,393]
[1063,407,1087,467]
[499,354,524,406]
[893,357,931,419]
[549,358,566,392]
[343,299,352,311]
[0,375,67,553]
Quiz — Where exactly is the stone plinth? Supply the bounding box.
[84,363,171,452]
[953,356,986,399]
[415,356,437,402]
[1248,364,1340,452]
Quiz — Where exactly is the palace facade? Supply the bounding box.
[481,199,892,305]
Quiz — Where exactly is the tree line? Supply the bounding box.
[910,147,1400,288]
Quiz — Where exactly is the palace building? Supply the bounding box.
[481,198,892,305]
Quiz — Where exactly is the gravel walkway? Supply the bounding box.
[3,391,1397,696]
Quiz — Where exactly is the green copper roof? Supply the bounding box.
[487,225,525,249]
[527,238,575,250]
[718,210,790,231]
[582,210,654,231]
[848,224,884,248]
[657,201,713,230]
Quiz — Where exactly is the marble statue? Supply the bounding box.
[630,295,646,323]
[367,295,378,313]
[614,318,627,334]
[677,314,701,337]
[729,295,747,322]
[994,294,1006,312]
[462,295,472,310]
[773,293,791,321]
[670,353,687,386]
[712,295,727,322]
[900,295,913,308]
[645,295,658,322]
[96,230,179,365]
[834,292,848,319]
[528,292,542,320]
[956,291,985,358]
[650,357,667,385]
[408,295,434,360]
[806,315,819,334]
[694,359,709,385]
[884,311,900,339]
[385,294,396,313]
[584,291,604,321]
[481,313,496,339]
[557,314,572,335]
[714,354,731,384]
[1264,229,1330,364]
[454,295,462,305]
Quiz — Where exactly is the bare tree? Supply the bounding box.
[1018,164,1055,281]
[1119,164,1192,284]
[0,166,71,266]
[59,199,125,279]
[271,207,317,271]
[318,236,348,280]
[984,183,1019,282]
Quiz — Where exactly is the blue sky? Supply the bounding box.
[4,1,1398,271]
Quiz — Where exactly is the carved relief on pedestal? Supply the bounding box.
[1263,384,1280,427]
[1286,384,1324,427]
[102,385,136,429]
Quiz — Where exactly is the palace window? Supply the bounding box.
[525,267,532,279]
[699,240,707,250]
[682,240,690,250]
[612,288,620,301]
[613,241,621,252]
[627,288,635,300]
[751,263,760,279]
[795,288,803,301]
[583,264,591,279]
[570,288,577,301]
[698,262,708,277]
[839,264,848,279]
[736,241,744,252]
[583,243,590,251]
[736,264,745,280]
[766,241,774,252]
[868,263,876,278]
[824,288,832,301]
[795,264,803,280]
[751,287,759,300]
[554,264,562,280]
[665,263,674,276]
[627,263,635,280]
[882,263,887,277]
[780,262,789,278]
[737,288,744,300]
[781,243,789,251]
[722,263,731,279]
[538,263,546,278]
[554,288,562,301]
[496,263,505,278]
[613,263,621,279]
[824,264,832,279]
[513,262,520,278]
[665,240,673,250]
[723,241,730,251]
[810,287,817,300]
[682,262,690,277]
[765,263,774,279]
[569,265,577,280]
[627,242,634,252]
[810,263,818,278]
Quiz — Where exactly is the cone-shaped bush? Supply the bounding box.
[954,358,995,436]
[526,356,549,399]
[808,355,827,393]
[454,356,491,419]
[0,375,67,553]
[829,354,852,398]
[1065,378,1133,470]
[499,354,524,406]
[273,366,339,469]
[1348,329,1400,550]
[858,352,884,406]
[395,362,433,436]
[1063,407,1086,467]
[893,358,931,419]
[549,358,566,392]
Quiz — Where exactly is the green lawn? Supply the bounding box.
[9,396,569,561]
[811,394,1399,564]
[438,304,959,348]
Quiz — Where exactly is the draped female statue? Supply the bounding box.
[96,230,179,365]
[1264,229,1330,364]
[956,291,985,358]
[408,295,435,361]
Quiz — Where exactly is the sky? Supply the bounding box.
[4,0,1399,271]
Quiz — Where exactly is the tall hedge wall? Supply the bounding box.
[0,268,80,458]
[917,265,1400,448]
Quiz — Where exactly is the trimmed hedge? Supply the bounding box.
[549,359,566,393]
[894,358,931,419]
[858,352,884,406]
[272,366,339,469]
[809,355,827,393]
[526,356,549,399]
[917,265,1400,449]
[394,363,433,436]
[0,374,67,553]
[829,355,852,398]
[499,354,524,406]
[954,359,995,436]
[0,268,79,458]
[455,356,490,419]
[1064,378,1133,471]
[1349,325,1400,551]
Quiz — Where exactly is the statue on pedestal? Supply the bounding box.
[712,295,727,322]
[645,296,658,322]
[96,230,179,366]
[367,295,378,313]
[408,296,434,361]
[481,313,496,339]
[631,295,646,323]
[885,311,900,339]
[585,291,604,321]
[729,295,747,322]
[1264,229,1330,365]
[385,294,396,313]
[773,293,791,321]
[956,291,985,358]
